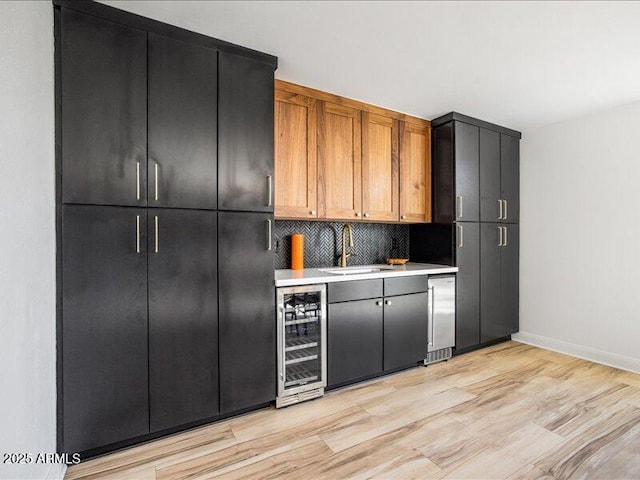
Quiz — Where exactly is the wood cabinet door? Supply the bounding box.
[218,52,274,212]
[361,112,399,221]
[455,222,480,350]
[399,121,431,223]
[62,205,149,453]
[274,90,318,219]
[328,298,383,387]
[148,34,217,210]
[218,212,276,413]
[383,292,429,370]
[318,102,362,220]
[61,9,147,207]
[500,134,520,223]
[454,122,480,222]
[148,209,218,432]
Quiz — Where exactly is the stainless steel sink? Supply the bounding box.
[318,266,397,275]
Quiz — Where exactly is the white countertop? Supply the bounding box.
[275,262,458,287]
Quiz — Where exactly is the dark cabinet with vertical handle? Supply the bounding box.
[480,129,501,222]
[60,9,147,207]
[218,52,275,212]
[455,222,480,349]
[500,134,520,223]
[218,211,276,413]
[148,209,218,432]
[481,223,519,343]
[61,205,149,453]
[148,34,218,210]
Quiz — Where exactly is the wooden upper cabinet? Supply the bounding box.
[399,121,432,223]
[361,112,399,222]
[318,101,362,220]
[274,90,318,218]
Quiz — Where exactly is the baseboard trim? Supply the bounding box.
[45,463,67,480]
[512,332,640,374]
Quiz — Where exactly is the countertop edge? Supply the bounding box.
[274,263,458,287]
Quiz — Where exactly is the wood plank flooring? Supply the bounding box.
[65,341,640,480]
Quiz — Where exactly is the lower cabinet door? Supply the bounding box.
[218,212,276,413]
[456,222,480,349]
[148,209,218,432]
[480,223,503,343]
[62,205,149,453]
[328,299,383,387]
[383,293,429,370]
[501,224,519,336]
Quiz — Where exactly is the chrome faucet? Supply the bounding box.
[340,223,356,268]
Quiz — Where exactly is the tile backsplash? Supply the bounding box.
[274,220,409,270]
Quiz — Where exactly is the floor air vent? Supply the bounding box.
[423,347,452,366]
[276,388,324,408]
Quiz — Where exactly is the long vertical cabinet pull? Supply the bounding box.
[498,199,503,220]
[504,200,508,220]
[503,226,508,247]
[136,215,140,253]
[154,163,159,201]
[456,195,464,219]
[267,175,273,207]
[498,225,503,247]
[266,219,272,251]
[154,216,159,253]
[136,162,141,200]
[458,225,464,248]
[428,286,435,346]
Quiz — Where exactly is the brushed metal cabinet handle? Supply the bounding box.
[154,216,159,253]
[364,213,370,218]
[310,210,316,215]
[385,300,392,306]
[266,219,272,251]
[428,286,434,346]
[456,195,464,219]
[136,162,140,201]
[355,212,361,217]
[504,226,508,247]
[279,307,285,380]
[401,215,407,220]
[498,225,503,247]
[267,175,273,207]
[154,163,159,201]
[504,199,508,220]
[498,199,503,220]
[458,224,464,249]
[376,301,383,307]
[136,215,140,253]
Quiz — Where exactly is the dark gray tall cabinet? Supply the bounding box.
[410,112,520,352]
[56,0,277,457]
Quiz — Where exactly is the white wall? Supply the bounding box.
[0,2,59,479]
[515,100,640,373]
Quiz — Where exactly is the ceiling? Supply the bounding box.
[103,1,640,132]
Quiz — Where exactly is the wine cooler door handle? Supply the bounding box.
[428,286,434,346]
[279,308,285,381]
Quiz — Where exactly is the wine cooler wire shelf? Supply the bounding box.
[285,348,319,365]
[285,363,319,387]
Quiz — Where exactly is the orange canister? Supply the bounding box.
[291,234,304,270]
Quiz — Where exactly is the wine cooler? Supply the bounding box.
[276,284,327,408]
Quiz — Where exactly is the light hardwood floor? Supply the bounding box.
[65,341,640,480]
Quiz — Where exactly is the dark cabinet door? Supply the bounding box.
[328,299,383,387]
[148,34,217,209]
[432,123,455,224]
[480,128,501,222]
[218,52,274,212]
[61,9,147,207]
[454,122,479,222]
[148,209,218,432]
[218,212,275,413]
[501,224,519,336]
[455,222,480,350]
[383,293,428,370]
[480,223,503,343]
[62,205,148,453]
[501,134,520,223]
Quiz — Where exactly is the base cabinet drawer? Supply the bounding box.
[328,298,383,387]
